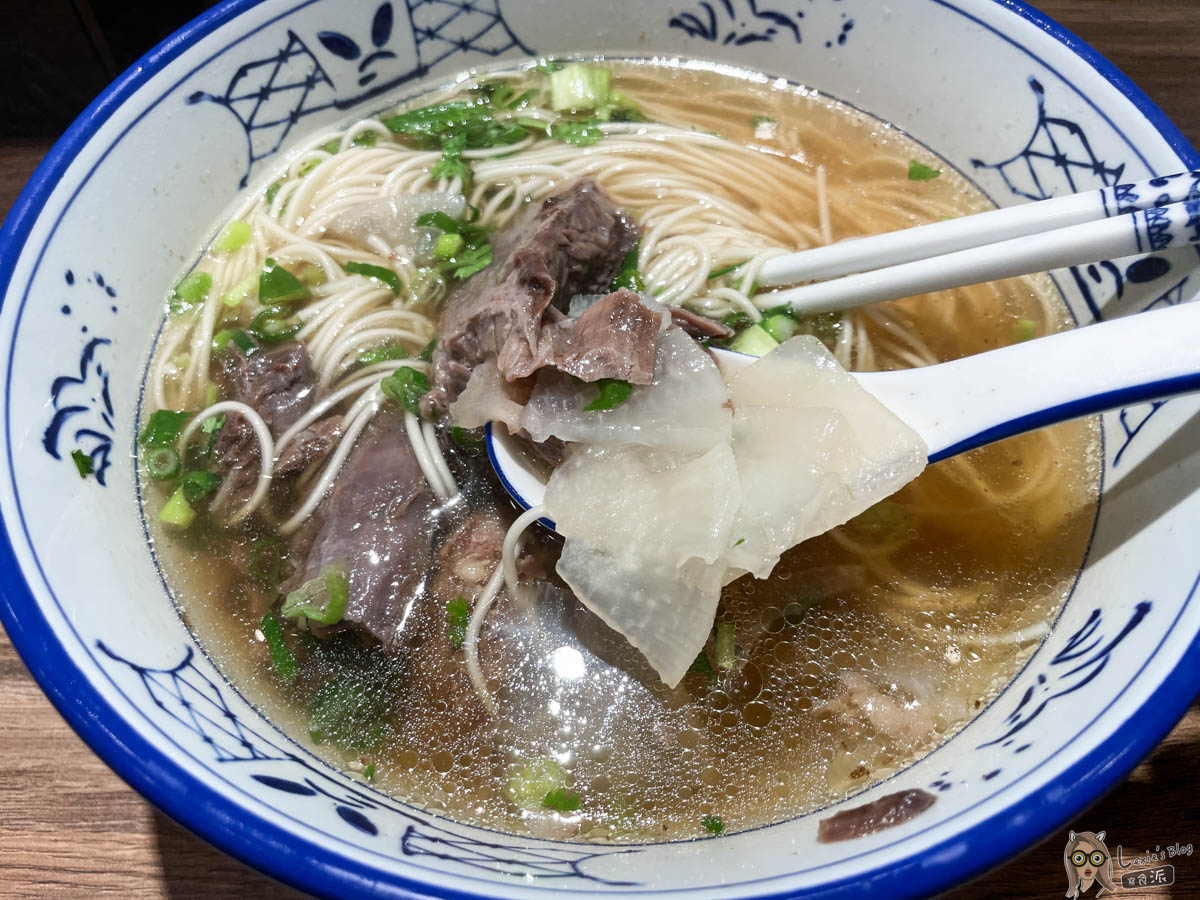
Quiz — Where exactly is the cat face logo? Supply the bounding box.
[1065,831,1117,898]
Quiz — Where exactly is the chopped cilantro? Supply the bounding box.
[381,366,430,416]
[447,242,494,281]
[689,649,715,680]
[732,537,745,547]
[583,378,633,412]
[701,815,725,835]
[551,118,604,147]
[363,763,376,781]
[260,611,298,683]
[446,596,469,649]
[382,100,527,150]
[70,449,93,478]
[419,338,437,361]
[908,160,942,182]
[431,132,471,187]
[542,788,582,813]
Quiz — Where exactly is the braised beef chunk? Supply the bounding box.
[668,306,735,341]
[552,288,660,384]
[287,410,435,645]
[211,341,320,501]
[275,416,344,476]
[425,179,640,416]
[218,341,315,434]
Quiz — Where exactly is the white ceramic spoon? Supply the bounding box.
[486,300,1200,518]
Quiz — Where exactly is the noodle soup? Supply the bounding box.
[144,60,1099,841]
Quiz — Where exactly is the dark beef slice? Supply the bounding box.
[425,179,639,416]
[817,789,936,843]
[275,416,343,476]
[287,410,435,646]
[212,341,317,471]
[543,287,659,384]
[668,305,735,341]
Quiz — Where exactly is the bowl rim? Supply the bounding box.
[1,1,1199,898]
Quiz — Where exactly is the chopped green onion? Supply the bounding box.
[213,221,251,254]
[140,410,191,448]
[381,366,430,416]
[249,306,300,344]
[70,449,94,478]
[434,233,465,260]
[419,338,437,361]
[450,425,483,450]
[415,211,461,234]
[260,611,298,683]
[761,313,799,343]
[158,486,196,528]
[542,788,582,813]
[265,182,281,204]
[583,378,633,412]
[714,623,736,671]
[259,257,309,305]
[689,649,716,680]
[357,345,413,366]
[203,383,220,407]
[322,138,341,154]
[752,115,777,128]
[708,260,749,281]
[701,815,725,835]
[250,537,286,588]
[1014,318,1038,342]
[732,537,746,547]
[345,261,402,295]
[221,273,258,309]
[144,446,182,482]
[212,328,256,356]
[549,63,612,111]
[550,118,604,146]
[169,272,212,314]
[505,758,568,810]
[446,596,469,649]
[363,763,376,781]
[352,130,379,147]
[610,247,643,292]
[908,160,942,182]
[181,470,220,502]
[728,323,779,358]
[534,58,565,74]
[282,560,350,625]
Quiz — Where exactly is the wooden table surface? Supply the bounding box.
[2,2,1199,897]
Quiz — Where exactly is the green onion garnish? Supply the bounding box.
[260,611,298,683]
[419,338,437,362]
[504,758,568,810]
[249,306,301,344]
[70,449,94,479]
[222,273,258,309]
[450,425,483,450]
[181,470,220,502]
[446,596,469,649]
[381,366,430,416]
[144,446,182,481]
[250,537,285,589]
[363,763,376,781]
[259,257,309,305]
[707,260,749,281]
[282,560,350,625]
[345,261,402,295]
[212,329,257,356]
[357,345,413,366]
[548,63,612,111]
[415,211,461,234]
[140,410,191,448]
[213,221,251,254]
[309,674,391,751]
[714,623,736,671]
[169,272,212,314]
[701,815,725,835]
[583,378,633,412]
[609,247,643,292]
[448,243,493,281]
[760,313,799,343]
[689,649,715,679]
[434,233,465,259]
[908,160,942,182]
[1014,318,1038,342]
[158,485,196,528]
[265,182,281,204]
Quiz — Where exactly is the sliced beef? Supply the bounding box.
[286,410,436,645]
[551,288,660,384]
[275,416,343,476]
[425,179,641,416]
[668,306,735,341]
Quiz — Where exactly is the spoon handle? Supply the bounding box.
[852,301,1200,462]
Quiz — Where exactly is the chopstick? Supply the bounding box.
[754,171,1200,314]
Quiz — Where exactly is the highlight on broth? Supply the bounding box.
[142,59,1099,842]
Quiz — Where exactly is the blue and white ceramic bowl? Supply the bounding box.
[2,1,1198,897]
